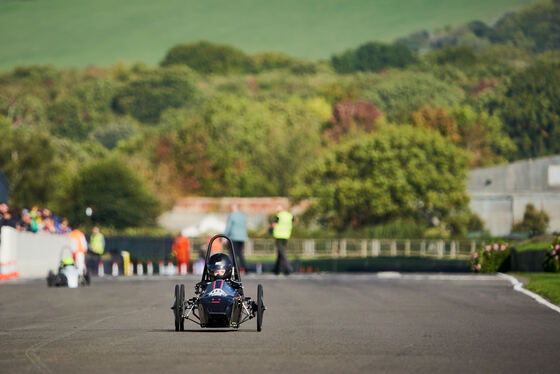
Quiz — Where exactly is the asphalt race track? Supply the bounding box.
[1,273,559,374]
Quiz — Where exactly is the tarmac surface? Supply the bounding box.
[1,273,559,374]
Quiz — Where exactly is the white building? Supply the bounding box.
[468,155,560,236]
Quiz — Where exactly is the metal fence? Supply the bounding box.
[107,236,481,261]
[244,238,479,260]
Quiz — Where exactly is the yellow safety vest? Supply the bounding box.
[90,233,105,255]
[273,211,293,239]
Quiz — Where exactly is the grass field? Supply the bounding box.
[0,0,541,70]
[516,272,560,305]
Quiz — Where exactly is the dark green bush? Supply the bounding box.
[113,66,199,123]
[161,41,254,74]
[331,41,417,73]
[430,46,478,68]
[499,62,560,159]
[47,96,94,140]
[252,51,298,71]
[289,61,318,75]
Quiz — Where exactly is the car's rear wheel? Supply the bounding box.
[257,284,264,332]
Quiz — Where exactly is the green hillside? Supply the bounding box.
[0,0,541,70]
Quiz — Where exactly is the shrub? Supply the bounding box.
[470,242,510,273]
[543,236,560,272]
[113,66,199,123]
[511,203,550,237]
[331,41,417,73]
[363,71,465,123]
[47,96,94,140]
[289,61,318,75]
[252,52,295,71]
[430,46,478,68]
[160,41,254,74]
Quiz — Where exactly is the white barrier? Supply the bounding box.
[0,226,75,280]
[112,261,119,276]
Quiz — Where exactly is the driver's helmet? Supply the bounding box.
[61,256,75,266]
[207,253,233,280]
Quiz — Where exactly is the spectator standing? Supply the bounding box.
[17,211,34,232]
[89,226,105,256]
[41,216,56,233]
[57,218,71,235]
[29,207,40,232]
[68,228,88,276]
[172,233,191,274]
[0,203,8,227]
[224,203,249,273]
[271,205,295,275]
[0,207,17,228]
[0,203,7,221]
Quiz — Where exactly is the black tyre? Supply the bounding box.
[257,284,264,332]
[179,284,185,331]
[174,284,181,331]
[47,271,55,287]
[57,273,68,287]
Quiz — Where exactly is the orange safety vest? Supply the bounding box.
[207,234,223,253]
[172,236,191,263]
[68,229,87,254]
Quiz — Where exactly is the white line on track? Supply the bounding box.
[497,273,560,314]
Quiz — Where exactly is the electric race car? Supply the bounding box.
[172,234,265,331]
[46,247,90,288]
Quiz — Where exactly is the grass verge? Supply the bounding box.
[513,272,560,306]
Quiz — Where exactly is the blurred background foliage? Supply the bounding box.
[0,1,559,236]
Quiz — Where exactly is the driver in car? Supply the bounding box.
[198,253,243,294]
[208,253,231,280]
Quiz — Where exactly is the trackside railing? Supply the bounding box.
[241,238,480,260]
[106,236,483,262]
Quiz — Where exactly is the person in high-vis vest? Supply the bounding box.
[90,226,105,256]
[89,226,105,267]
[68,228,88,276]
[172,233,191,275]
[271,205,295,275]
